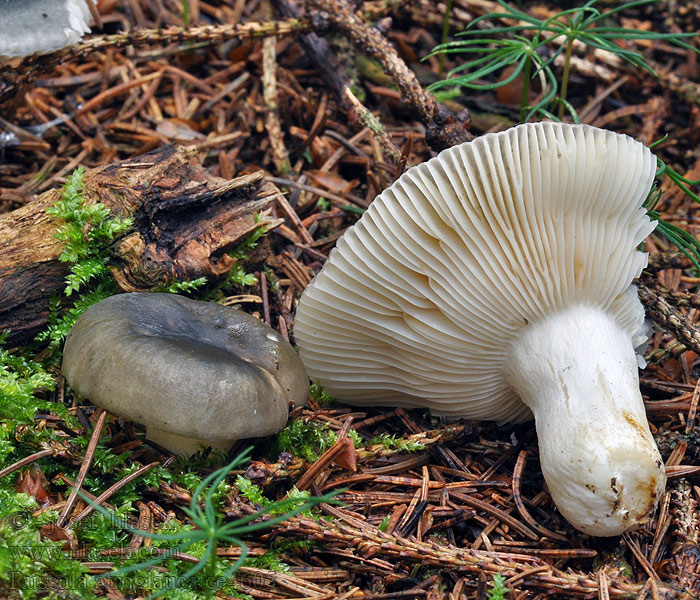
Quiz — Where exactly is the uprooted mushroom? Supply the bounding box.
[294,122,665,536]
[62,293,309,455]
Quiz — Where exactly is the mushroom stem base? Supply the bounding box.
[505,304,665,536]
[146,427,234,456]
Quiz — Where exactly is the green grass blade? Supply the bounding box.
[666,172,700,204]
[543,5,599,24]
[74,487,209,541]
[556,97,580,122]
[446,51,518,75]
[523,67,558,122]
[587,0,660,21]
[652,218,700,273]
[429,38,508,53]
[218,538,248,583]
[221,492,339,534]
[575,35,654,73]
[431,53,527,90]
[97,541,198,580]
[458,24,539,36]
[466,10,543,29]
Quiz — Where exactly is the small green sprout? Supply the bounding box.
[378,515,391,532]
[78,447,338,599]
[644,138,700,272]
[368,433,425,453]
[428,0,698,121]
[487,573,509,600]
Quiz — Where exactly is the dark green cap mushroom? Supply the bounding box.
[62,293,309,455]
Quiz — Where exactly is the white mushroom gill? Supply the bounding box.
[295,122,665,536]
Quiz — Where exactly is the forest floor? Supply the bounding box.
[0,0,699,598]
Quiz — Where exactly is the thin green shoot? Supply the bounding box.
[486,573,509,600]
[644,144,700,272]
[439,0,454,76]
[75,447,339,599]
[182,0,190,27]
[427,0,698,122]
[342,205,365,215]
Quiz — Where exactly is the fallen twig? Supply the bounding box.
[305,0,472,151]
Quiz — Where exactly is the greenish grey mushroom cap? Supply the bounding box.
[0,0,93,59]
[62,293,309,455]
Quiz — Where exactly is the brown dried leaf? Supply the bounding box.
[333,437,357,472]
[306,170,359,194]
[17,465,51,507]
[40,523,76,551]
[156,119,205,142]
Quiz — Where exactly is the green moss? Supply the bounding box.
[271,419,339,463]
[0,333,56,427]
[486,573,508,600]
[47,167,132,297]
[368,433,425,453]
[0,491,98,600]
[235,475,268,507]
[37,169,132,358]
[309,382,336,406]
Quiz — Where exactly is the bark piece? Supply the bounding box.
[0,145,280,344]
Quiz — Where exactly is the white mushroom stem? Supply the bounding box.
[146,427,234,456]
[505,304,666,537]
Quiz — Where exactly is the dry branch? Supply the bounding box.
[272,0,401,160]
[667,480,700,594]
[278,511,646,598]
[1,19,315,78]
[638,283,700,356]
[305,0,472,151]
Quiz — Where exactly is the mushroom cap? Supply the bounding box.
[63,293,308,446]
[294,122,657,422]
[0,0,93,59]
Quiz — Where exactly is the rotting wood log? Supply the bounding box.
[0,144,281,345]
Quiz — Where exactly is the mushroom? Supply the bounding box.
[0,0,93,59]
[294,122,665,536]
[63,293,308,455]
